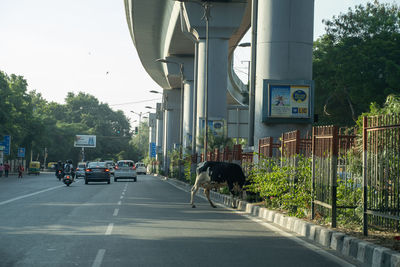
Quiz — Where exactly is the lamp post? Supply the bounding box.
[130,111,143,126]
[174,0,211,159]
[131,111,149,135]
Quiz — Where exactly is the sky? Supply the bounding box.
[0,0,399,127]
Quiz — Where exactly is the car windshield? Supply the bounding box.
[88,162,106,168]
[118,161,133,167]
[78,164,86,168]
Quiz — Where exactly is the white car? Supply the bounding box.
[114,160,137,182]
[75,162,87,178]
[135,162,146,175]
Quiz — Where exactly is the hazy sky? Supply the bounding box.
[0,0,399,125]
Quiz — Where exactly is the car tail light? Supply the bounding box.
[86,168,92,172]
[105,169,110,172]
[114,166,119,170]
[76,168,79,171]
[66,175,70,179]
[132,166,136,170]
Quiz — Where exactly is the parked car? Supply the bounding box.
[114,160,137,182]
[135,162,146,175]
[104,160,115,176]
[85,161,111,184]
[75,162,87,178]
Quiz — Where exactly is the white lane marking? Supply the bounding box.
[105,223,113,235]
[120,196,123,199]
[165,180,355,267]
[113,208,119,217]
[92,249,106,267]
[0,184,65,206]
[122,192,125,195]
[117,201,122,205]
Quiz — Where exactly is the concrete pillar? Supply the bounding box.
[156,103,163,162]
[254,0,314,147]
[162,89,181,173]
[159,56,194,156]
[181,2,246,153]
[195,38,229,152]
[183,80,194,151]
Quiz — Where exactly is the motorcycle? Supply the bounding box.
[63,173,74,186]
[56,170,63,181]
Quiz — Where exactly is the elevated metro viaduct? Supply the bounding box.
[124,0,314,172]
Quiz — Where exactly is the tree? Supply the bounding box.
[313,1,400,126]
[129,121,149,161]
[0,70,138,165]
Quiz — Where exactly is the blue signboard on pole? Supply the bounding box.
[149,142,156,158]
[17,148,25,158]
[0,135,11,155]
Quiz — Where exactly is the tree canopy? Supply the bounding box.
[0,70,147,165]
[313,1,400,126]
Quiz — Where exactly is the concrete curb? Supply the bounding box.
[161,176,400,267]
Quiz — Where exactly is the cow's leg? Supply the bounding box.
[204,188,217,208]
[190,184,200,208]
[228,183,238,209]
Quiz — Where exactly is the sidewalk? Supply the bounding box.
[156,174,400,267]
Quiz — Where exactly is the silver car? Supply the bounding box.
[114,160,137,182]
[75,162,87,178]
[135,162,147,175]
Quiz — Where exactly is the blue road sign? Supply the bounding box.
[0,135,11,155]
[17,148,25,158]
[150,142,156,158]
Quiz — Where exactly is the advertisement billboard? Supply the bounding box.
[262,79,314,124]
[74,135,96,148]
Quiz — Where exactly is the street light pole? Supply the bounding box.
[202,2,211,160]
[130,111,142,134]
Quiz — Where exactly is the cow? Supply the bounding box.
[190,161,246,208]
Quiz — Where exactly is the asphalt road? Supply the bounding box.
[0,172,359,267]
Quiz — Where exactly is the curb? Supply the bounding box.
[160,175,400,267]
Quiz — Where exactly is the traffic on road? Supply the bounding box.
[0,170,358,267]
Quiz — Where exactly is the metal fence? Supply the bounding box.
[256,126,358,229]
[311,126,339,227]
[363,115,400,235]
[191,114,400,235]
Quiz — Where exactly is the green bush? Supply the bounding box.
[184,157,196,185]
[247,156,312,217]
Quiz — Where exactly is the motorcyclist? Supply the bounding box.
[55,161,64,177]
[64,160,75,180]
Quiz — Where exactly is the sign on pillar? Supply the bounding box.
[262,79,314,124]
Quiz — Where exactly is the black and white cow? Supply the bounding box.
[190,161,246,208]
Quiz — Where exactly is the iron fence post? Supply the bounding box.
[331,126,338,228]
[363,116,368,236]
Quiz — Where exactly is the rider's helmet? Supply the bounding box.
[67,159,72,164]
